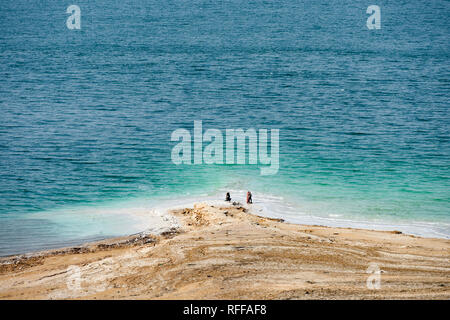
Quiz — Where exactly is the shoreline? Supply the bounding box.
[0,202,449,299]
[1,199,448,260]
[0,227,178,269]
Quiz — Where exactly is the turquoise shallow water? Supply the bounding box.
[0,0,449,255]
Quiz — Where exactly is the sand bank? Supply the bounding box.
[0,203,449,299]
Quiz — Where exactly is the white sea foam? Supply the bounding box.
[26,203,180,240]
[236,190,450,239]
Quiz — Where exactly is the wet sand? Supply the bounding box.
[0,203,449,299]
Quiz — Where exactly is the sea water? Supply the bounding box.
[0,0,449,256]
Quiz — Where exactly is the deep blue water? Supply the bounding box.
[0,0,449,255]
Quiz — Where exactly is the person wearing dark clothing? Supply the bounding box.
[246,191,253,204]
[225,192,231,202]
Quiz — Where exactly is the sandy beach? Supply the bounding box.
[0,202,449,300]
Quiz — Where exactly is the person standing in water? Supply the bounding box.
[246,191,253,204]
[225,192,231,202]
